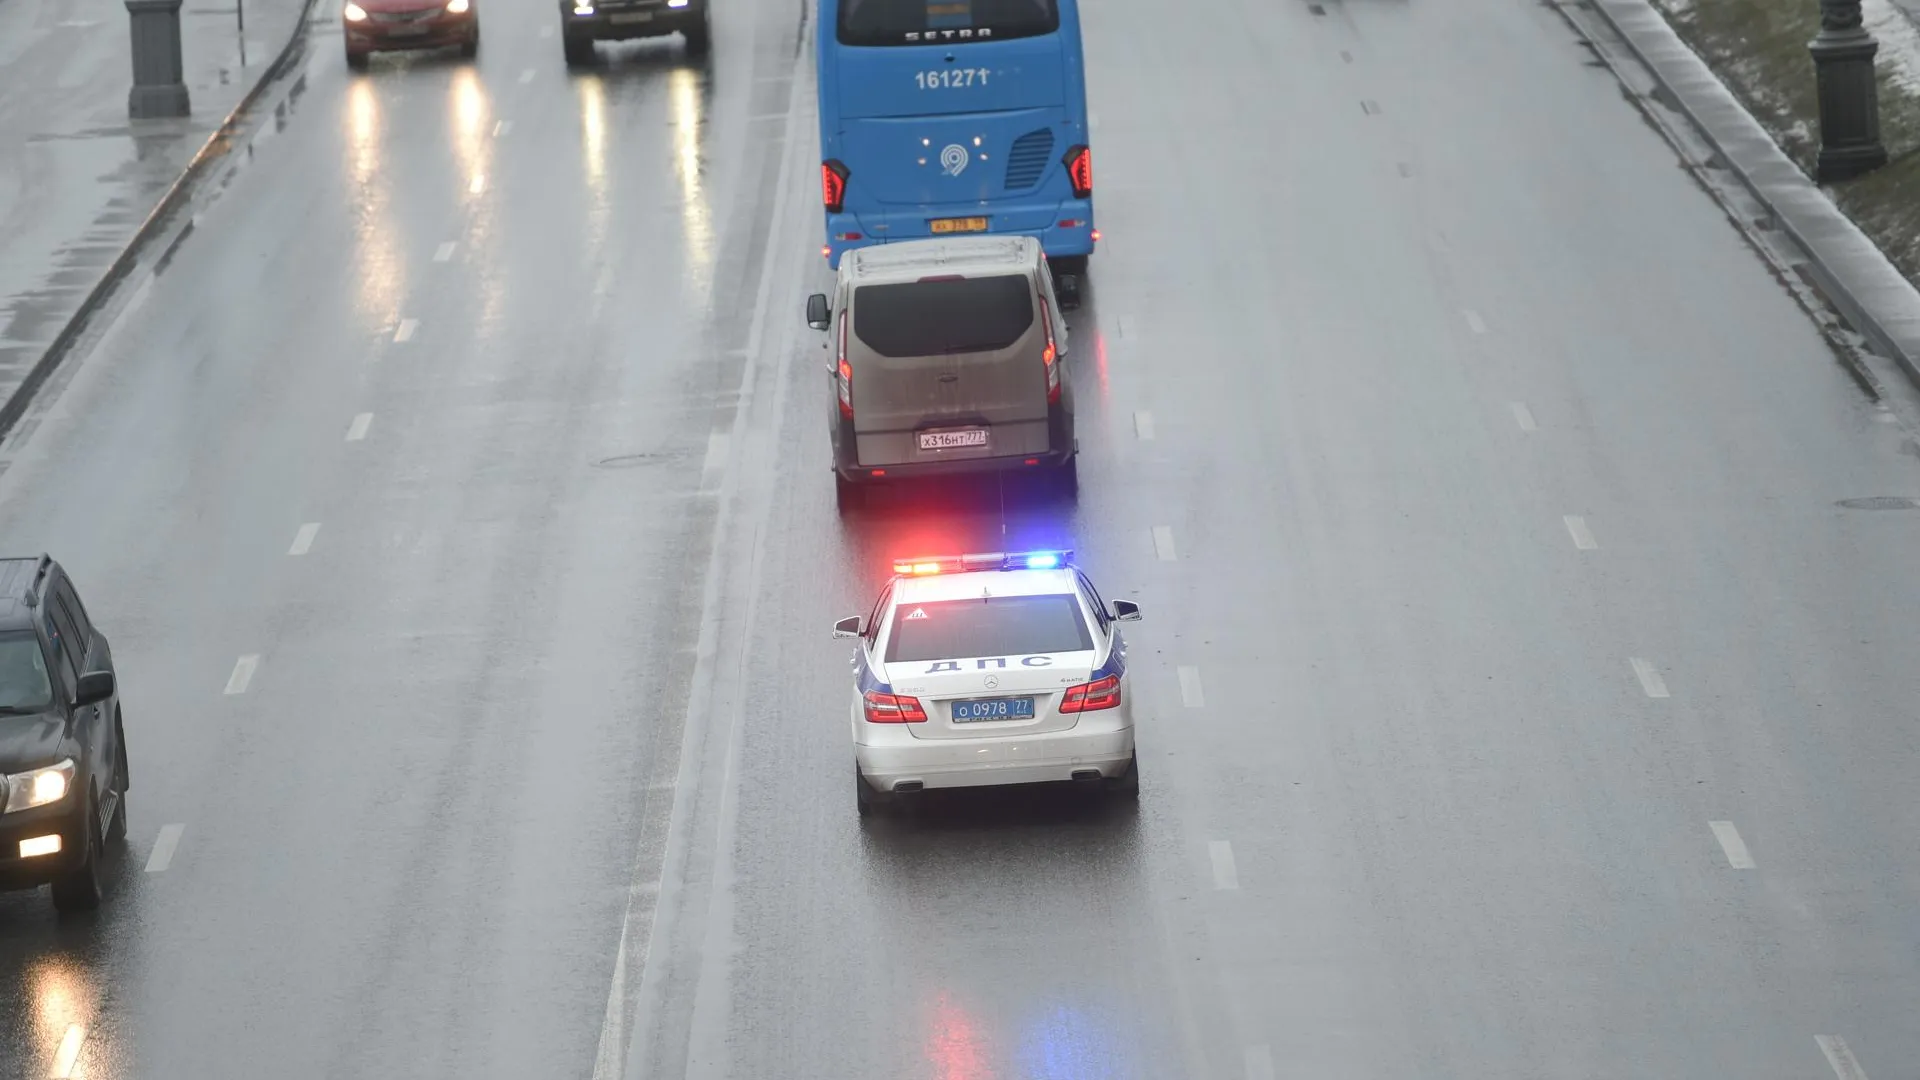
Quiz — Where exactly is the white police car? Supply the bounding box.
[832,550,1143,815]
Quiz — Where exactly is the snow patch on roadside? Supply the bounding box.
[1867,0,1920,96]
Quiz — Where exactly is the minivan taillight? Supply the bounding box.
[863,690,927,723]
[1063,145,1092,199]
[836,314,853,419]
[822,160,849,213]
[1060,674,1120,713]
[1039,296,1060,405]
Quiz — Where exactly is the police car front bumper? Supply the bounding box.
[854,715,1134,792]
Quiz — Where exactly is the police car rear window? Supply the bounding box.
[884,594,1092,663]
[852,275,1034,358]
[837,0,1059,47]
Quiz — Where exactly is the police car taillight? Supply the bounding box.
[890,550,1071,576]
[1060,674,1120,713]
[862,690,927,723]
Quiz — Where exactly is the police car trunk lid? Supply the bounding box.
[884,650,1095,739]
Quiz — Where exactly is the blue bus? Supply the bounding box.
[815,0,1096,276]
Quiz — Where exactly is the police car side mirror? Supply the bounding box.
[806,293,831,331]
[832,615,862,638]
[1111,601,1142,622]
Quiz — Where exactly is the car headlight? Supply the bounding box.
[446,0,469,12]
[2,759,75,814]
[343,2,369,20]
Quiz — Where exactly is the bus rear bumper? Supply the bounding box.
[824,202,1095,269]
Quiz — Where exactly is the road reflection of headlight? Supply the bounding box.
[343,1,368,20]
[3,758,75,812]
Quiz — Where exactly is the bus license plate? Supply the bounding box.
[918,429,986,450]
[930,217,988,234]
[952,697,1034,722]
[610,11,653,22]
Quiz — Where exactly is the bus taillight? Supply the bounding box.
[822,160,850,213]
[1063,145,1092,199]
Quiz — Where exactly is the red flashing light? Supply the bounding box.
[1061,674,1121,713]
[1063,145,1092,199]
[822,159,849,213]
[863,690,927,723]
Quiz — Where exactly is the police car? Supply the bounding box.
[832,550,1143,815]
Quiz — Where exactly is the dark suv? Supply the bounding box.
[560,0,710,65]
[0,556,128,913]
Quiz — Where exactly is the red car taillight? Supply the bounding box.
[863,690,927,723]
[822,160,849,214]
[1060,674,1121,713]
[1040,296,1060,405]
[836,315,854,419]
[1063,145,1092,199]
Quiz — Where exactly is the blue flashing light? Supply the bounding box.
[891,550,1073,576]
[1024,553,1061,569]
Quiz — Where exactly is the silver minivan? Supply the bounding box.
[805,236,1077,511]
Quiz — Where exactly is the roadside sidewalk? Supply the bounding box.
[0,0,313,418]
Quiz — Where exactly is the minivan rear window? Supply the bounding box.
[853,275,1034,358]
[838,0,1059,47]
[884,594,1092,663]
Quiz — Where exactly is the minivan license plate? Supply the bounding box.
[918,429,987,450]
[930,217,989,234]
[952,697,1034,722]
[610,11,653,22]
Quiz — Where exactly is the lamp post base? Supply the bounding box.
[129,82,191,120]
[1810,23,1889,182]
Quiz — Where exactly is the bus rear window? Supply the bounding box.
[853,275,1034,358]
[837,0,1059,47]
[884,594,1092,663]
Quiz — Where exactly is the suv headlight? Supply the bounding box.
[344,2,369,20]
[2,759,75,814]
[446,0,469,12]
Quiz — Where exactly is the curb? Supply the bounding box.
[1587,0,1920,390]
[0,0,324,442]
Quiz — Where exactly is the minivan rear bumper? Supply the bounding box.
[833,405,1075,484]
[825,199,1095,270]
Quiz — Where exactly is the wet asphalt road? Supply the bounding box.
[4,0,1920,1075]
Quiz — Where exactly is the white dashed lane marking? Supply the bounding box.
[518,67,535,84]
[1464,309,1487,334]
[1177,665,1204,708]
[1209,840,1239,890]
[1510,401,1537,431]
[288,523,321,556]
[493,119,513,137]
[1564,515,1597,550]
[225,655,259,695]
[1134,411,1155,439]
[1629,657,1669,698]
[1817,1036,1870,1080]
[1709,821,1755,868]
[145,823,185,872]
[393,318,418,343]
[434,241,456,262]
[346,413,373,441]
[469,174,487,194]
[1152,525,1177,561]
[51,1024,85,1078]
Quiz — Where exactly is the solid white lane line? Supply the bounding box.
[1564,515,1598,550]
[225,655,259,695]
[1510,401,1537,431]
[1709,821,1755,868]
[702,431,730,476]
[433,241,456,262]
[146,824,185,873]
[1817,1036,1869,1080]
[518,67,535,84]
[1209,840,1239,890]
[1152,525,1177,561]
[51,1024,85,1078]
[288,523,321,556]
[1629,657,1669,698]
[1464,309,1487,334]
[1244,1045,1276,1080]
[1178,665,1204,708]
[393,318,418,343]
[346,412,373,441]
[1135,410,1155,439]
[469,174,487,194]
[493,119,512,137]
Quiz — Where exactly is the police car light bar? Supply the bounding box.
[891,550,1073,576]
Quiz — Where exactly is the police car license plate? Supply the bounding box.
[952,697,1034,722]
[610,10,653,22]
[918,428,986,451]
[930,217,989,234]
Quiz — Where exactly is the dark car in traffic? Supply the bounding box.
[0,556,129,913]
[561,0,710,65]
[343,0,481,69]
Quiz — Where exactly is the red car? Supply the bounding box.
[343,0,480,69]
